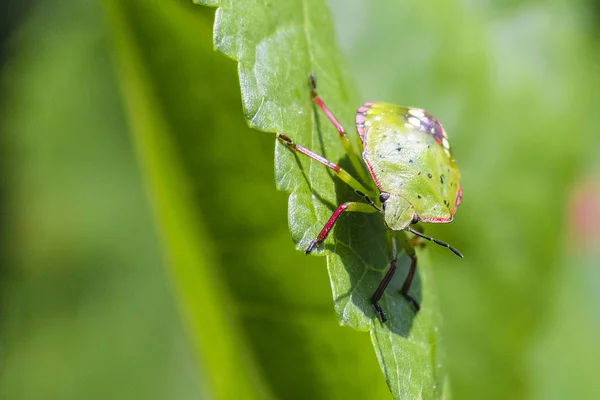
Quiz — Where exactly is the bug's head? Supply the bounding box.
[381,193,415,231]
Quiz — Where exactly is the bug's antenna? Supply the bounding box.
[407,227,463,258]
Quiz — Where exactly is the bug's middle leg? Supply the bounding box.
[277,133,377,201]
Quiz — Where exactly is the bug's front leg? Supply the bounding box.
[306,202,378,254]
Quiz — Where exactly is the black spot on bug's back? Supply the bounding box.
[418,172,421,175]
[440,175,445,184]
[396,147,402,152]
[427,173,432,179]
[409,159,414,164]
[417,195,422,199]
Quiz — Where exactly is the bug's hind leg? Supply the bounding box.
[401,255,420,312]
[310,74,371,185]
[399,231,421,312]
[371,231,420,322]
[371,257,396,323]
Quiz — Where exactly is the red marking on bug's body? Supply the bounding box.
[364,158,382,189]
[356,113,366,125]
[355,103,383,189]
[421,215,454,223]
[356,102,375,142]
[456,186,463,207]
[421,186,463,223]
[357,102,374,114]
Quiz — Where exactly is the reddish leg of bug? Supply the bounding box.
[310,74,348,139]
[276,134,374,196]
[278,133,341,172]
[372,255,420,323]
[307,202,350,254]
[309,74,371,185]
[306,202,377,254]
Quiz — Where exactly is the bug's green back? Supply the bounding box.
[357,102,461,223]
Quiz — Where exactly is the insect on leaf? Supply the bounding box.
[195,0,450,397]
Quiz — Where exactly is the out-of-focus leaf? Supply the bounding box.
[0,1,198,399]
[104,0,399,398]
[529,175,600,400]
[103,2,268,399]
[329,0,600,398]
[194,0,450,397]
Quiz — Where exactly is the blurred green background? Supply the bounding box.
[1,0,600,399]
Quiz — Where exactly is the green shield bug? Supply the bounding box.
[277,75,463,322]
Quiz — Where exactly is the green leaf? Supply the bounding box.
[103,0,392,399]
[195,0,449,398]
[0,1,198,398]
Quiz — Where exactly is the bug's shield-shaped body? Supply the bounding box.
[356,102,462,230]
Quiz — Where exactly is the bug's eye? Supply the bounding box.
[411,214,419,224]
[379,192,390,203]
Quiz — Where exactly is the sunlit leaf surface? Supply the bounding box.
[195,0,450,397]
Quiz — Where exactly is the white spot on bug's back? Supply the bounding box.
[407,117,421,128]
[442,137,450,149]
[408,108,425,118]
